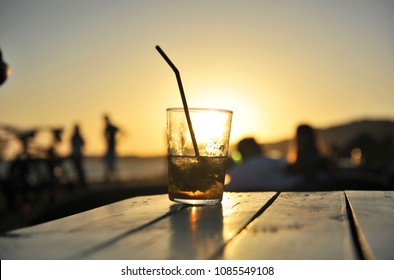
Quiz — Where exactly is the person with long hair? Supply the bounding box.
[286,124,334,188]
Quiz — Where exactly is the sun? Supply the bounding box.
[189,87,267,145]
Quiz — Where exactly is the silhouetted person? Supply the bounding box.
[103,114,120,182]
[286,124,334,188]
[0,48,10,86]
[226,137,300,191]
[47,128,63,161]
[237,137,262,160]
[47,128,64,186]
[17,130,36,159]
[70,124,86,186]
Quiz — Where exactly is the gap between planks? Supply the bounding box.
[66,203,188,259]
[344,191,375,260]
[209,192,281,259]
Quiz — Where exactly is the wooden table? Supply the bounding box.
[1,191,393,260]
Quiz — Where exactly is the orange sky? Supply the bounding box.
[1,1,393,157]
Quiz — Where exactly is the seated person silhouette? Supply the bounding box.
[226,137,300,191]
[286,124,335,189]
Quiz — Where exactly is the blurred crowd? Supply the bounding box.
[226,124,394,191]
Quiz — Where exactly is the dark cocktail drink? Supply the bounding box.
[168,155,227,204]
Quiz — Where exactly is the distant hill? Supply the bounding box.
[262,119,394,158]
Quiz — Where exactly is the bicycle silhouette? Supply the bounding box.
[0,125,73,220]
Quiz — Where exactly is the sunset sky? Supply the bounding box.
[1,0,393,157]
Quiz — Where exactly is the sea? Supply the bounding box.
[82,156,168,183]
[0,156,168,184]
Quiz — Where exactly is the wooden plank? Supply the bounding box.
[84,192,277,259]
[345,190,394,260]
[221,191,357,259]
[0,194,181,259]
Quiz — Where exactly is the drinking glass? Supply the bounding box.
[167,108,232,205]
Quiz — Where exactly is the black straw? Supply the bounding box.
[156,45,200,156]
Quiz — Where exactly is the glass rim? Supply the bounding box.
[166,107,233,114]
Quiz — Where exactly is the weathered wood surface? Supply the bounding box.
[1,191,393,260]
[221,192,357,259]
[0,192,276,259]
[345,190,394,260]
[0,195,182,259]
[84,192,277,259]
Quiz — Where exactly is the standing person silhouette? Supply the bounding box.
[47,128,64,185]
[70,124,86,186]
[103,114,120,182]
